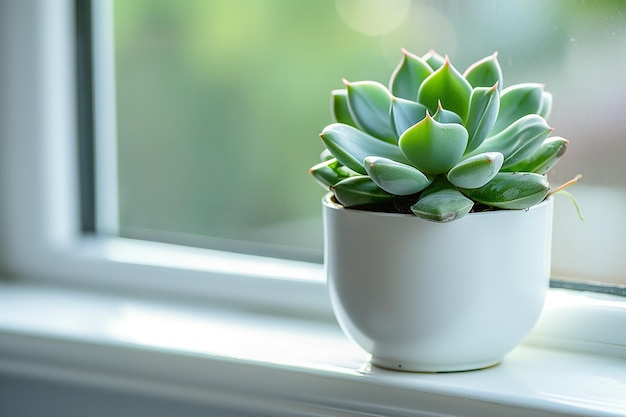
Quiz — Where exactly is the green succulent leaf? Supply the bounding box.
[345,80,397,143]
[417,57,473,121]
[411,184,474,222]
[320,148,334,162]
[491,83,545,134]
[466,114,552,166]
[539,91,553,120]
[312,49,567,222]
[390,97,429,137]
[331,175,394,207]
[364,156,432,196]
[398,113,468,175]
[389,48,434,101]
[501,129,553,169]
[309,158,351,188]
[463,52,503,92]
[447,152,504,189]
[320,123,410,175]
[432,101,463,125]
[330,89,357,127]
[464,84,500,153]
[421,50,445,70]
[461,172,549,209]
[503,136,568,174]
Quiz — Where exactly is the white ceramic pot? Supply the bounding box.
[323,193,554,372]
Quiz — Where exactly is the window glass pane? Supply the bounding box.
[112,0,626,284]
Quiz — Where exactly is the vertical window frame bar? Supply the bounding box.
[75,0,97,234]
[76,0,119,236]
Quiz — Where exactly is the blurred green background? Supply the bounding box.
[113,0,626,280]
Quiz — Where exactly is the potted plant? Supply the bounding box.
[310,49,578,372]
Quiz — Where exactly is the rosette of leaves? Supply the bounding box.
[310,49,570,222]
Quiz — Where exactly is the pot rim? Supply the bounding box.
[322,191,553,220]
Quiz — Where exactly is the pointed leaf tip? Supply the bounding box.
[463,52,504,92]
[417,57,472,120]
[389,48,434,101]
[422,50,445,70]
[399,114,468,174]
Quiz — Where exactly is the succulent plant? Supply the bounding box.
[310,49,571,222]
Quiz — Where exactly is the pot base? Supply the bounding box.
[371,356,503,373]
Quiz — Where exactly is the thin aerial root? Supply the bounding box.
[548,174,582,197]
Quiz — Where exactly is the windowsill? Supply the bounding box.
[1,282,625,417]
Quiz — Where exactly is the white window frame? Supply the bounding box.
[1,2,626,415]
[1,0,625,338]
[0,0,327,316]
